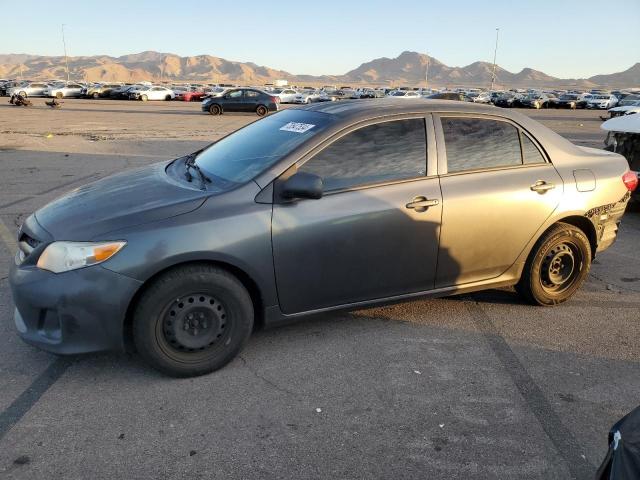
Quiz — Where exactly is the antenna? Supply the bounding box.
[490,28,499,90]
[61,24,70,82]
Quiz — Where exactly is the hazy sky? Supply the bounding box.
[2,0,638,78]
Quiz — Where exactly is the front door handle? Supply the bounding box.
[530,180,555,193]
[406,196,439,212]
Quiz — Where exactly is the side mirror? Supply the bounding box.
[281,172,323,200]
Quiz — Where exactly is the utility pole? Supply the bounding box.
[425,52,430,89]
[490,28,499,90]
[61,24,70,82]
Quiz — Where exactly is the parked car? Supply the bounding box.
[472,91,492,104]
[587,94,619,110]
[602,113,640,202]
[605,96,640,118]
[45,83,85,98]
[518,93,553,109]
[83,83,123,99]
[175,90,208,102]
[427,92,466,101]
[10,99,635,377]
[271,88,299,103]
[390,90,422,98]
[553,94,585,109]
[302,90,331,103]
[202,88,278,116]
[6,81,50,98]
[130,86,175,101]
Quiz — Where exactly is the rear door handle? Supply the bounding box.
[406,196,439,212]
[530,180,555,193]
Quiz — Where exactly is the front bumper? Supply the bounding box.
[9,263,143,354]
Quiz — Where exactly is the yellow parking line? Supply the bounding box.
[0,218,17,255]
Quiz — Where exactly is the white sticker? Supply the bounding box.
[279,122,315,133]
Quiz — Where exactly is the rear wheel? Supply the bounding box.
[56,92,63,99]
[19,91,27,98]
[256,105,268,116]
[165,94,172,101]
[133,264,254,377]
[516,223,591,306]
[92,92,100,99]
[209,104,222,115]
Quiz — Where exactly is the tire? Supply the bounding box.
[165,95,172,101]
[516,223,591,306]
[133,264,254,377]
[208,104,222,115]
[306,98,312,104]
[92,92,99,99]
[19,91,27,98]
[256,105,268,116]
[140,94,148,102]
[56,92,63,99]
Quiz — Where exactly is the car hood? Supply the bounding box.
[35,161,208,240]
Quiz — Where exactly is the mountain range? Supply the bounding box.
[0,50,638,89]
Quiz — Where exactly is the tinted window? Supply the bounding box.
[195,109,333,184]
[299,119,426,191]
[228,90,242,98]
[521,134,546,165]
[441,118,522,173]
[246,90,259,98]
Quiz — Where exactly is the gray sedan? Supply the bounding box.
[10,99,636,377]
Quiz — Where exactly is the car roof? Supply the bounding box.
[296,97,500,120]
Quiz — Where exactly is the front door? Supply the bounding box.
[224,89,244,111]
[435,115,563,287]
[272,117,442,314]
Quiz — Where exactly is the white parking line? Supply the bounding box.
[0,218,17,255]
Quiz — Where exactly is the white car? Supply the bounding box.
[388,90,422,99]
[271,88,299,103]
[302,90,331,103]
[607,100,640,118]
[7,82,50,97]
[472,91,492,104]
[587,94,618,110]
[130,86,175,101]
[45,83,85,98]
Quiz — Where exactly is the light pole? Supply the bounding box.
[61,24,70,83]
[490,28,499,90]
[425,52,430,89]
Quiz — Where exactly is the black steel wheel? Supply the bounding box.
[209,104,222,115]
[256,105,268,116]
[517,222,591,305]
[133,264,254,377]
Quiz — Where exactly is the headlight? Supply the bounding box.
[36,241,126,273]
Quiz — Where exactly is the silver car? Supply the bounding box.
[7,81,50,97]
[9,99,636,376]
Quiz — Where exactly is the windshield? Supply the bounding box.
[195,109,334,184]
[560,95,578,100]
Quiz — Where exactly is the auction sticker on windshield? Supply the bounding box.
[279,122,316,133]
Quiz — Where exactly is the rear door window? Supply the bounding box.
[441,117,522,173]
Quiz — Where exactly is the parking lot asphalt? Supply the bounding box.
[0,99,638,479]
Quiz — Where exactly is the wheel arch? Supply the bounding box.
[553,215,598,258]
[122,259,265,352]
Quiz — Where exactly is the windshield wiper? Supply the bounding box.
[184,153,212,190]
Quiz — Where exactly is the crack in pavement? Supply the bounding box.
[238,355,298,398]
[467,302,595,480]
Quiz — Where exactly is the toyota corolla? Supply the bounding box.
[10,99,637,377]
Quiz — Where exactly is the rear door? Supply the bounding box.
[434,114,562,287]
[242,89,260,112]
[272,116,442,314]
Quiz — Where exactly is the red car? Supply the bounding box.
[175,90,208,102]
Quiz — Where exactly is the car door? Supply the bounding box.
[271,116,443,314]
[223,89,244,111]
[434,114,563,287]
[242,90,260,112]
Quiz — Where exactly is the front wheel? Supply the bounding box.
[165,95,172,101]
[56,92,64,99]
[256,105,268,116]
[140,94,148,102]
[133,264,254,377]
[516,223,591,306]
[92,92,100,99]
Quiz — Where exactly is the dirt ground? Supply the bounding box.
[0,98,638,480]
